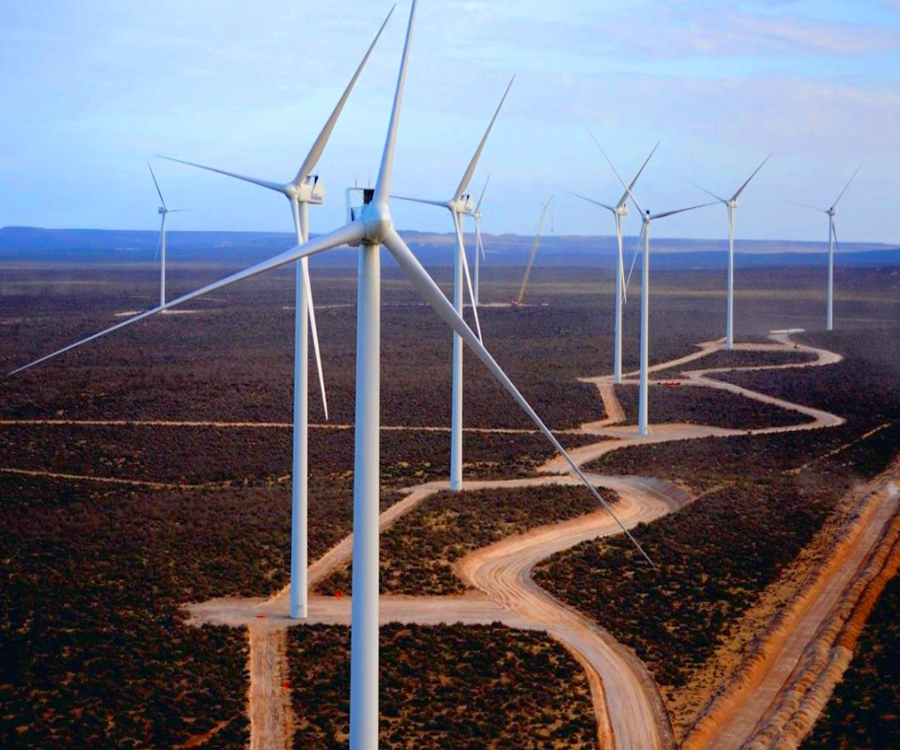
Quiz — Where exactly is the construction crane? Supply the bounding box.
[514,195,554,307]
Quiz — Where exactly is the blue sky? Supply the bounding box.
[1,0,899,244]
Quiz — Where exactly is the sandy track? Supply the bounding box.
[456,476,691,750]
[247,625,295,750]
[181,331,865,750]
[0,418,539,435]
[0,465,202,490]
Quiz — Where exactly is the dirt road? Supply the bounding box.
[177,331,895,750]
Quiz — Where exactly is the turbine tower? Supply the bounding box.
[158,8,394,620]
[566,138,658,382]
[148,164,187,308]
[691,154,770,349]
[9,4,655,747]
[393,77,514,491]
[793,165,862,331]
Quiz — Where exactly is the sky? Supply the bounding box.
[1,0,899,244]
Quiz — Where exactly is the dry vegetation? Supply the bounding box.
[319,484,617,596]
[801,570,900,750]
[651,347,817,378]
[0,421,596,489]
[614,383,806,429]
[288,623,599,750]
[1,262,898,747]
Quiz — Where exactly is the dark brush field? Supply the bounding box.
[1,257,898,748]
[288,623,599,750]
[802,568,900,750]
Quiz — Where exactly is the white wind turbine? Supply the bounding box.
[9,3,655,747]
[792,165,862,331]
[148,163,189,308]
[690,154,770,349]
[565,139,658,383]
[392,76,514,491]
[159,8,394,620]
[602,157,714,435]
[466,173,491,307]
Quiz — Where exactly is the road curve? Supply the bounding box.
[181,331,857,750]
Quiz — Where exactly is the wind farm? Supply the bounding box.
[2,3,900,750]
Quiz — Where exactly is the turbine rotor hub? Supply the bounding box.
[361,201,393,243]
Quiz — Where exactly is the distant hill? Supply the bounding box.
[1,225,898,270]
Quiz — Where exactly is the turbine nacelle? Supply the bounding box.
[453,194,475,215]
[345,187,375,236]
[284,174,325,205]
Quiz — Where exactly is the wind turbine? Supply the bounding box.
[515,195,553,306]
[392,76,514,491]
[148,164,188,308]
[631,201,714,435]
[158,7,394,620]
[565,138,658,383]
[691,154,770,349]
[466,174,491,307]
[792,165,862,331]
[600,154,714,435]
[8,4,655,748]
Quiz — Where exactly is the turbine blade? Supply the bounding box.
[688,180,727,204]
[383,228,655,567]
[562,188,615,213]
[788,200,829,214]
[832,163,862,210]
[293,5,396,186]
[454,76,514,200]
[148,163,167,210]
[301,258,329,420]
[619,141,660,209]
[625,224,645,299]
[649,202,716,221]
[731,153,771,202]
[620,256,628,305]
[454,217,482,343]
[474,173,491,214]
[160,156,286,194]
[372,0,418,206]
[588,130,644,216]
[8,222,366,377]
[476,220,486,260]
[391,195,450,208]
[154,231,161,263]
[832,216,840,253]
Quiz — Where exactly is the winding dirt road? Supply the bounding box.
[177,330,900,750]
